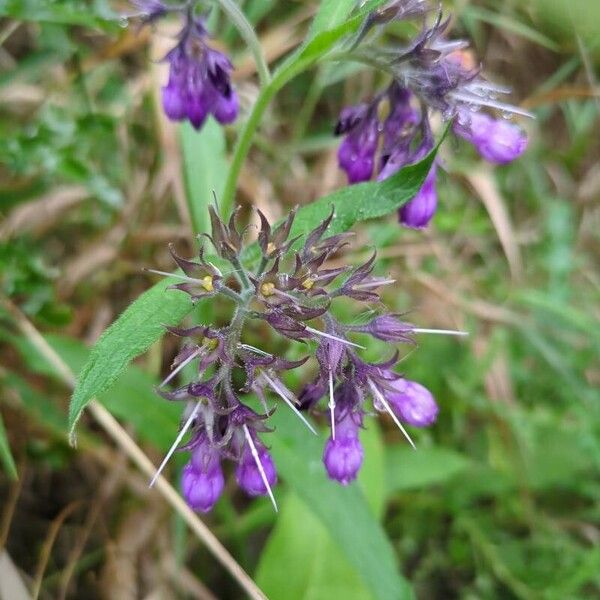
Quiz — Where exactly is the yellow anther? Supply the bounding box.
[200,275,214,292]
[261,282,276,297]
[302,277,315,290]
[202,337,219,351]
[266,242,277,256]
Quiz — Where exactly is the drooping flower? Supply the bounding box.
[399,163,437,229]
[323,387,364,485]
[162,37,238,130]
[348,314,415,343]
[323,417,364,485]
[132,2,238,131]
[236,439,278,497]
[336,106,380,183]
[181,436,225,513]
[385,378,439,427]
[333,1,531,227]
[453,110,528,164]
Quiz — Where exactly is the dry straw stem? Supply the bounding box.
[1,296,267,600]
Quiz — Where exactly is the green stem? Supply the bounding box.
[220,84,276,218]
[218,283,244,304]
[215,0,271,87]
[230,256,252,289]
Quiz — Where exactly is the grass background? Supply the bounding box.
[1,0,599,598]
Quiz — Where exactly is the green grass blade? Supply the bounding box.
[0,409,17,479]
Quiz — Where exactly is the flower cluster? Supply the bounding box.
[335,1,529,228]
[134,1,238,130]
[150,207,449,513]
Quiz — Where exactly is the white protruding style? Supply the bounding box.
[260,372,317,435]
[144,268,203,284]
[242,424,278,513]
[352,278,395,290]
[413,328,468,337]
[305,327,365,349]
[150,402,201,487]
[239,343,272,357]
[367,379,416,450]
[160,346,203,388]
[328,370,336,441]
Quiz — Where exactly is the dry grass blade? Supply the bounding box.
[101,506,161,600]
[0,296,267,600]
[0,461,25,549]
[466,168,523,281]
[58,456,127,600]
[0,186,88,241]
[30,501,82,600]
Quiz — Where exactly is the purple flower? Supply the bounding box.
[159,19,238,131]
[181,440,225,513]
[161,47,188,121]
[323,410,364,485]
[454,111,528,164]
[336,108,380,183]
[205,48,239,125]
[130,0,168,23]
[331,3,531,223]
[381,85,419,163]
[236,442,277,497]
[385,378,438,427]
[399,164,437,229]
[350,314,415,343]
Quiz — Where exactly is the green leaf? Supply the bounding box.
[256,493,374,600]
[180,118,229,235]
[309,0,357,36]
[68,148,439,441]
[359,422,386,518]
[0,410,17,479]
[268,409,414,600]
[291,155,435,235]
[255,423,387,600]
[385,446,471,495]
[67,278,192,442]
[242,147,439,266]
[273,0,387,85]
[0,0,119,31]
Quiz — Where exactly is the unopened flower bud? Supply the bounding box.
[352,314,415,343]
[454,111,527,164]
[386,378,438,427]
[323,412,364,485]
[181,443,225,513]
[236,445,277,497]
[399,166,437,229]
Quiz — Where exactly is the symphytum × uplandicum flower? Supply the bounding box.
[147,207,466,513]
[132,0,239,130]
[333,0,530,229]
